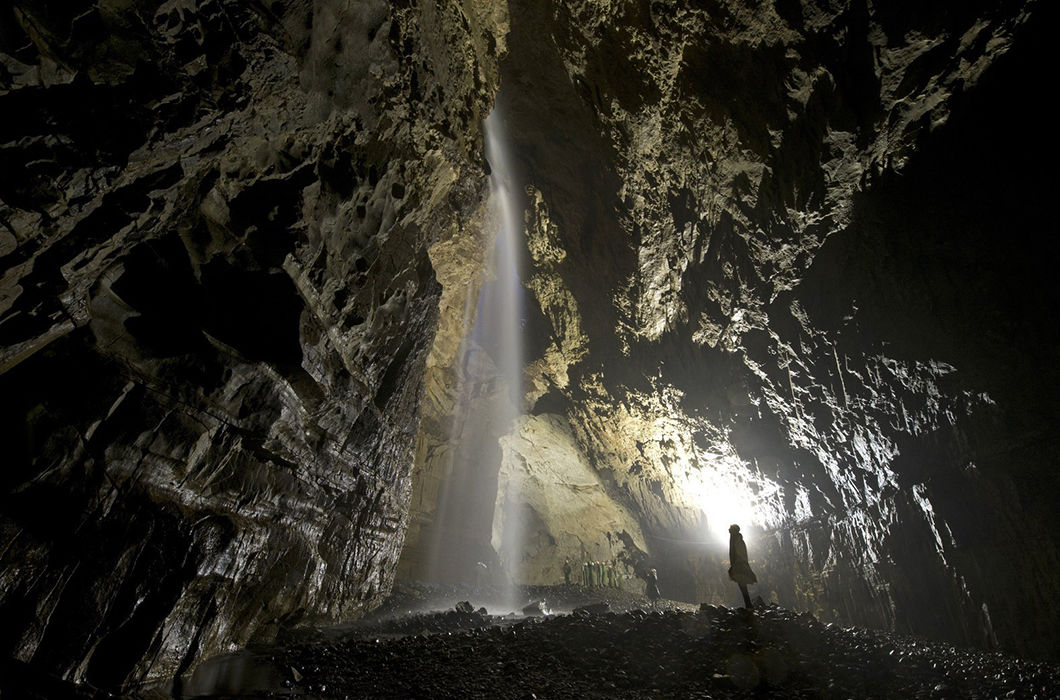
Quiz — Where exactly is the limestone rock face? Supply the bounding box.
[493,413,647,585]
[0,0,504,690]
[490,0,1058,660]
[3,0,1058,692]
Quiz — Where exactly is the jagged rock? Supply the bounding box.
[521,600,549,616]
[482,0,1060,662]
[573,602,610,616]
[0,0,506,691]
[2,0,1058,696]
[492,413,649,584]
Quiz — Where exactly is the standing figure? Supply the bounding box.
[645,568,661,603]
[727,524,757,610]
[563,557,572,585]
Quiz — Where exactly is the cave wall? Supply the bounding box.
[490,0,1058,660]
[0,0,504,691]
[494,413,648,585]
[3,0,1058,692]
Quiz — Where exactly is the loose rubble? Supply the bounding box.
[183,585,1059,699]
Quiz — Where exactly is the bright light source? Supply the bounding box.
[682,460,760,546]
[637,401,792,551]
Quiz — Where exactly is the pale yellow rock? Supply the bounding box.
[492,413,647,585]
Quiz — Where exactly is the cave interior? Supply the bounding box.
[0,0,1058,695]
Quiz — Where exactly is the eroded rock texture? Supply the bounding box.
[2,0,1057,693]
[493,413,648,584]
[0,0,504,691]
[480,0,1057,661]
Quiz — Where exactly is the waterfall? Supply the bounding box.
[423,106,525,610]
[480,109,524,419]
[482,108,525,609]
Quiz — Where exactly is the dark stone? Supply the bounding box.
[522,601,548,617]
[573,602,610,616]
[1,0,1057,696]
[0,0,501,692]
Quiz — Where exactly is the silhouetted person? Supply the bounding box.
[728,524,757,609]
[645,568,661,603]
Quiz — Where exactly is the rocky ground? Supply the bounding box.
[168,584,1057,699]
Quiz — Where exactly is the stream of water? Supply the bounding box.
[424,106,525,610]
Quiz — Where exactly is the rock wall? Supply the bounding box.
[489,0,1058,660]
[3,0,1058,692]
[0,0,504,691]
[494,413,648,585]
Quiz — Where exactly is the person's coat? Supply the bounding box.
[728,531,757,585]
[645,569,661,600]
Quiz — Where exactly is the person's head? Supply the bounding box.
[729,524,741,534]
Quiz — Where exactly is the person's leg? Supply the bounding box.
[738,583,752,609]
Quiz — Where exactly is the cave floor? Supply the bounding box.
[174,583,1059,699]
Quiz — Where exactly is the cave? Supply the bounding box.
[1,0,1058,697]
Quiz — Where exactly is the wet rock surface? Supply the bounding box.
[399,0,1060,665]
[187,585,1059,699]
[3,0,1060,696]
[0,0,505,690]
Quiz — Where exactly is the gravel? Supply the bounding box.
[183,584,1060,699]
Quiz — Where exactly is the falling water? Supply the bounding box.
[480,109,524,420]
[423,106,524,610]
[481,108,525,609]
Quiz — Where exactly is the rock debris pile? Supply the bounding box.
[193,587,1058,699]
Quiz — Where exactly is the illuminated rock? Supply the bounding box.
[1,0,1058,695]
[493,413,647,585]
[498,0,1057,660]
